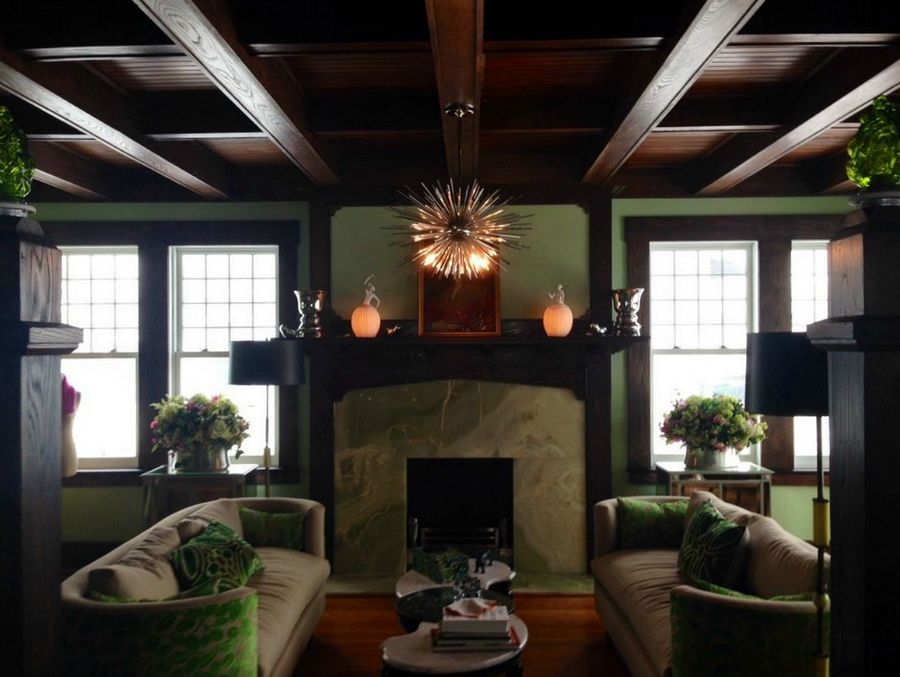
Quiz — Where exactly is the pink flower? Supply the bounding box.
[150,420,158,430]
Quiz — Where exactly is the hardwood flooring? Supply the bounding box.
[298,594,631,676]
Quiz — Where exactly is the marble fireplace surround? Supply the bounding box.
[306,335,641,569]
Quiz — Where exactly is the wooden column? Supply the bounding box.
[0,203,80,676]
[808,199,900,675]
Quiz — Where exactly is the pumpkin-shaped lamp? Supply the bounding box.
[543,284,573,337]
[351,274,381,338]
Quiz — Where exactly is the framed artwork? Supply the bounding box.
[418,269,500,336]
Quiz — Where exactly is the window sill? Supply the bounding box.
[628,468,831,488]
[63,467,301,488]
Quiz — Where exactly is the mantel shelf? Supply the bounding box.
[301,334,647,401]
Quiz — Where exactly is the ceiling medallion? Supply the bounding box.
[390,104,530,279]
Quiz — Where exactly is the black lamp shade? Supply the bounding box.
[745,332,827,416]
[229,339,305,386]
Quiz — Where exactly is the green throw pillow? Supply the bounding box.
[678,499,749,587]
[617,497,688,548]
[168,520,264,593]
[239,506,306,551]
[690,577,758,599]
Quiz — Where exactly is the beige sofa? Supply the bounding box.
[592,491,828,677]
[61,497,330,677]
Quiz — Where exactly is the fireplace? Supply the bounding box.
[407,458,514,565]
[332,380,586,576]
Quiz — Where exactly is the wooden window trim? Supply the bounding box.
[45,221,301,483]
[625,215,844,481]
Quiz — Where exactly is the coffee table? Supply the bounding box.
[396,559,515,597]
[396,588,515,633]
[381,614,527,676]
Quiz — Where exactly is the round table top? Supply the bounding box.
[381,614,528,674]
[396,559,515,597]
[396,588,515,627]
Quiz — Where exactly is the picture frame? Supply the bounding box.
[418,269,500,336]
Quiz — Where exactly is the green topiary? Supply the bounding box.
[0,106,35,201]
[846,96,900,190]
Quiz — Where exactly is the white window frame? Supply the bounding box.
[791,240,830,470]
[60,246,140,469]
[170,245,280,466]
[649,241,759,464]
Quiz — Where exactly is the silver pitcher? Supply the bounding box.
[612,288,644,336]
[280,289,327,338]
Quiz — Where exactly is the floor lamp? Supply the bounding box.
[745,332,829,676]
[229,339,305,497]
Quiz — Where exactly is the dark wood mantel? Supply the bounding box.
[305,331,646,561]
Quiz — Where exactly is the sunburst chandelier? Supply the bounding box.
[390,103,530,279]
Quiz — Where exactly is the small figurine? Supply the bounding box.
[475,549,494,573]
[363,274,380,308]
[548,283,565,305]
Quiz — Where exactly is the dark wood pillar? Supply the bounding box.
[808,198,900,675]
[0,204,81,676]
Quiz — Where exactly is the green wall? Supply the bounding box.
[34,201,311,542]
[41,195,851,543]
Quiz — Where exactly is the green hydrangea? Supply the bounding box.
[0,106,35,201]
[660,394,766,451]
[150,393,249,463]
[846,96,900,190]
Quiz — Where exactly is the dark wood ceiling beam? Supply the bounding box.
[0,48,229,198]
[425,0,483,184]
[133,0,338,185]
[28,141,112,200]
[695,48,900,195]
[582,0,766,185]
[803,153,855,194]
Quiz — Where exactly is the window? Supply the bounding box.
[171,246,279,463]
[60,247,139,468]
[649,242,757,462]
[791,241,830,468]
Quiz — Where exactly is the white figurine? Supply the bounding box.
[363,274,380,308]
[548,284,565,304]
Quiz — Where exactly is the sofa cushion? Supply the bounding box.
[617,496,687,548]
[87,524,181,600]
[239,506,307,551]
[591,549,680,675]
[176,498,245,542]
[251,547,330,677]
[745,514,824,598]
[679,499,749,587]
[169,521,264,592]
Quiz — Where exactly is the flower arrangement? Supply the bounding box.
[150,394,249,469]
[660,394,766,454]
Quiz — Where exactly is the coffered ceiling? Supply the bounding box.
[1,0,897,201]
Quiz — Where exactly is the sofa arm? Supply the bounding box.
[670,584,829,677]
[62,587,258,677]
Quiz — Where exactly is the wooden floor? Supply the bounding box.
[298,594,631,676]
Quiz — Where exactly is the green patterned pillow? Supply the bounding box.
[678,499,749,587]
[617,497,688,548]
[239,506,306,551]
[168,520,264,593]
[690,577,758,599]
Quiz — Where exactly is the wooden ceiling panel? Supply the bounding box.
[91,57,214,91]
[625,131,734,167]
[54,139,148,166]
[483,50,650,96]
[691,45,835,95]
[280,52,435,91]
[199,137,294,166]
[775,125,858,164]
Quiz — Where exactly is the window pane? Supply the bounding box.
[254,253,276,278]
[652,353,748,457]
[254,278,277,303]
[230,254,253,278]
[230,279,253,302]
[178,357,272,457]
[207,254,229,277]
[698,326,723,349]
[182,254,205,278]
[652,300,674,325]
[182,279,206,303]
[652,325,674,349]
[207,279,229,303]
[722,249,747,274]
[698,250,722,275]
[674,276,698,299]
[722,276,746,299]
[68,255,91,278]
[794,416,831,457]
[651,250,674,275]
[92,279,115,303]
[674,250,697,275]
[60,358,137,460]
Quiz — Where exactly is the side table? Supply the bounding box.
[656,461,773,515]
[140,463,258,527]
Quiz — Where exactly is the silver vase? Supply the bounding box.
[612,288,644,336]
[280,289,327,338]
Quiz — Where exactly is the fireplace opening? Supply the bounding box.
[406,458,514,566]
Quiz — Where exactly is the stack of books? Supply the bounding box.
[431,598,520,652]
